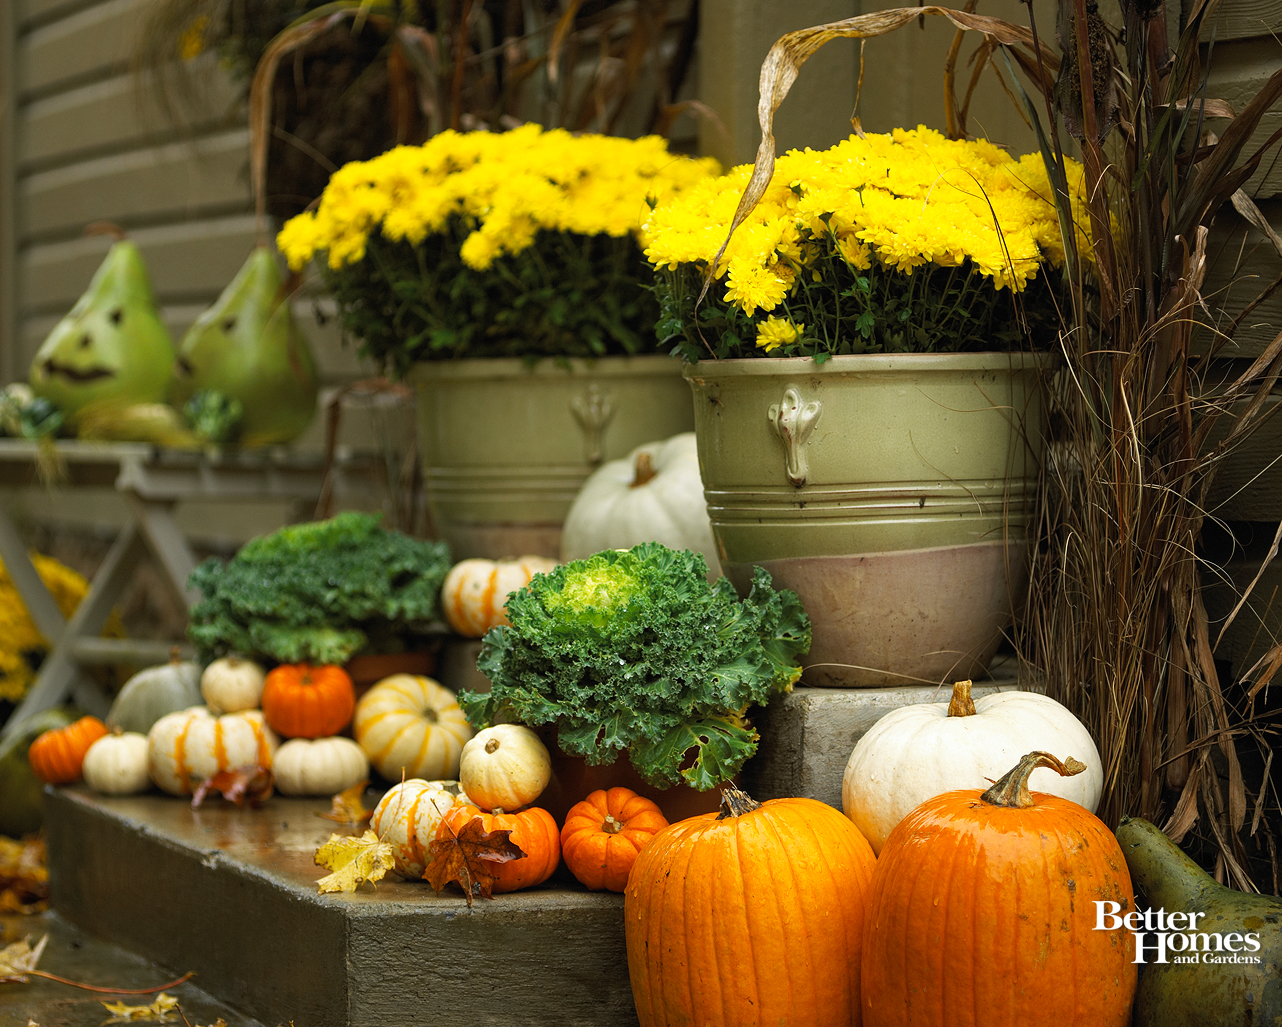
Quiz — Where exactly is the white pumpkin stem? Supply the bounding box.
[946,679,977,717]
[169,646,182,665]
[980,751,1085,809]
[485,738,501,754]
[602,814,624,834]
[630,451,658,488]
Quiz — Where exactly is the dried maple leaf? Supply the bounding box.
[0,935,47,983]
[314,831,395,893]
[190,766,273,810]
[316,780,373,830]
[422,817,526,908]
[101,991,180,1022]
[0,838,49,914]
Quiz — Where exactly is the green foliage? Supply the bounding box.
[319,220,661,375]
[187,512,451,665]
[657,252,1064,364]
[183,390,243,445]
[461,543,810,791]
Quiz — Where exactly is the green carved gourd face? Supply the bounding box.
[170,247,318,448]
[29,240,175,420]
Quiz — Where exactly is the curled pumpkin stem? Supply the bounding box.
[946,679,976,717]
[631,451,658,488]
[716,784,763,819]
[980,751,1086,809]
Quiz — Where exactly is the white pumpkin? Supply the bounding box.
[106,655,202,735]
[147,706,279,796]
[353,675,474,782]
[200,655,267,714]
[273,736,369,796]
[459,724,551,812]
[371,779,466,878]
[82,731,151,795]
[560,432,719,576]
[841,679,1104,854]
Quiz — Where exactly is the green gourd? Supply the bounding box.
[0,707,75,836]
[1117,816,1281,1026]
[106,653,202,735]
[28,238,175,423]
[169,247,318,448]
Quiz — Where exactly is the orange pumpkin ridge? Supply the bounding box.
[561,787,668,892]
[28,716,109,785]
[436,803,560,893]
[262,663,355,739]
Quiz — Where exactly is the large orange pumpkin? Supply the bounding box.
[261,663,355,739]
[435,802,560,893]
[625,785,876,1027]
[861,751,1137,1027]
[561,787,668,892]
[28,716,109,784]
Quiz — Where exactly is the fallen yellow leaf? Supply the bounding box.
[101,991,180,1022]
[314,831,395,893]
[0,935,47,983]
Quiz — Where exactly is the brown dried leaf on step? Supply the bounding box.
[100,991,180,1022]
[190,765,274,810]
[422,817,525,908]
[0,837,49,914]
[316,780,373,830]
[0,934,47,983]
[314,831,394,893]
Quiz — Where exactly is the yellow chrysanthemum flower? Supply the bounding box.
[756,317,804,353]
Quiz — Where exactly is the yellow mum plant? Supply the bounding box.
[278,125,716,372]
[645,126,1094,361]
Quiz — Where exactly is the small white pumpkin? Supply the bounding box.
[459,724,551,812]
[200,655,267,714]
[440,556,558,638]
[353,675,474,782]
[273,737,369,796]
[82,731,150,795]
[371,779,466,879]
[560,432,719,576]
[841,680,1104,854]
[147,706,279,796]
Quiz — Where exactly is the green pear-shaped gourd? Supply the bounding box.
[1117,817,1281,1026]
[169,248,318,447]
[29,239,175,422]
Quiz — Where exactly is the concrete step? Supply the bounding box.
[0,909,266,1027]
[44,671,1029,1027]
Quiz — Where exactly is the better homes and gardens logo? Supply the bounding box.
[1095,902,1264,964]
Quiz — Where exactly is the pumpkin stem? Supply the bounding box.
[716,784,762,820]
[485,738,501,754]
[946,679,976,717]
[980,751,1086,809]
[630,451,658,488]
[169,646,182,665]
[602,814,624,834]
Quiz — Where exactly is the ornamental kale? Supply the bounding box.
[461,543,810,792]
[187,512,451,665]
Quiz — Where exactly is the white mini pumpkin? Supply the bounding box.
[353,675,474,782]
[560,432,719,576]
[458,724,551,812]
[147,706,279,796]
[200,655,267,714]
[82,731,151,795]
[273,736,369,796]
[371,778,466,878]
[841,679,1104,854]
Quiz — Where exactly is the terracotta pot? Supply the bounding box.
[344,651,437,698]
[536,731,726,825]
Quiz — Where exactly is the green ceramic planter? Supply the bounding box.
[412,355,694,559]
[685,352,1049,687]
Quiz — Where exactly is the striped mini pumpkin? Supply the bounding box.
[353,675,474,782]
[146,706,278,796]
[371,779,466,878]
[440,556,558,638]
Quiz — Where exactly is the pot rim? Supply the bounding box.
[681,350,1054,380]
[407,352,680,383]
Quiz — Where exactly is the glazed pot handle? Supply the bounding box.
[569,384,616,465]
[768,386,822,487]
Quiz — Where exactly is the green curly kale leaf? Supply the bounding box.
[462,543,810,791]
[187,512,451,665]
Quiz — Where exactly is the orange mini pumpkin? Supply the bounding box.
[435,802,560,893]
[261,663,355,739]
[28,715,109,785]
[861,750,1137,1027]
[561,787,668,892]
